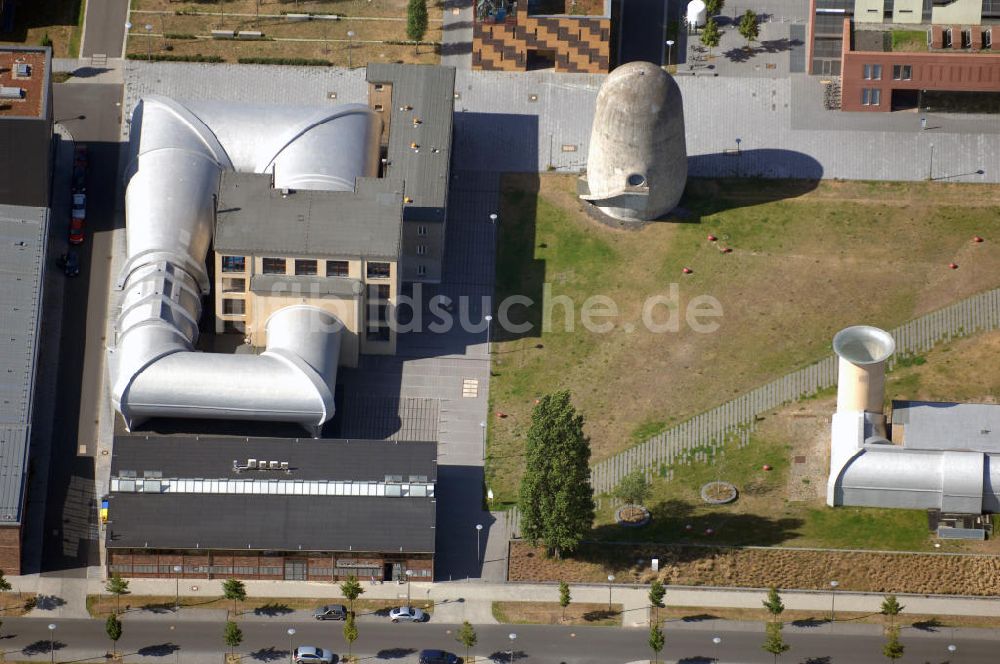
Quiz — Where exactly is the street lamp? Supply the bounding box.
[287,627,296,664]
[489,213,498,224]
[484,314,493,355]
[144,23,154,61]
[607,574,615,611]
[665,39,675,65]
[929,142,935,180]
[173,565,183,610]
[47,623,56,664]
[480,421,487,460]
[508,632,517,664]
[475,523,484,562]
[829,580,839,621]
[347,30,356,68]
[948,644,957,657]
[712,636,721,664]
[405,569,413,606]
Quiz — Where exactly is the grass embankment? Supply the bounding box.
[86,594,432,618]
[125,0,442,65]
[492,601,623,626]
[487,176,1000,505]
[0,0,85,57]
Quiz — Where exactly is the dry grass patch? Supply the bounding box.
[661,605,1000,630]
[492,600,622,626]
[488,175,1000,503]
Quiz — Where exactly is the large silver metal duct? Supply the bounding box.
[832,325,895,414]
[109,95,381,435]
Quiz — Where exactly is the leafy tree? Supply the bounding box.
[517,391,596,558]
[559,581,571,620]
[340,575,364,613]
[763,587,785,621]
[105,573,130,615]
[105,614,123,656]
[882,627,904,661]
[343,612,359,660]
[222,578,247,618]
[223,620,243,655]
[648,623,666,664]
[700,18,721,57]
[406,0,428,52]
[762,622,790,663]
[0,571,11,610]
[705,0,725,16]
[456,620,477,663]
[738,9,759,47]
[880,594,904,629]
[614,469,651,506]
[648,579,666,622]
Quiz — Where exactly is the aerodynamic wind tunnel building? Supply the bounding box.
[579,61,688,222]
[827,325,1000,515]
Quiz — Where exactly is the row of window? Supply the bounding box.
[108,563,286,575]
[862,64,912,81]
[222,256,393,279]
[861,87,882,106]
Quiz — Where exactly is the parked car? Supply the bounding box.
[71,203,85,220]
[389,606,426,623]
[72,166,86,194]
[69,216,85,244]
[419,649,460,664]
[57,250,80,277]
[292,646,334,663]
[312,604,348,620]
[73,144,87,168]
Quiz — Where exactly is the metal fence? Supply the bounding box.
[589,287,1000,495]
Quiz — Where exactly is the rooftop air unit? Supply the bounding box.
[0,87,25,100]
[13,63,31,78]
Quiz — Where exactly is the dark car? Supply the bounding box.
[69,216,85,244]
[312,604,348,620]
[57,250,80,277]
[419,650,459,664]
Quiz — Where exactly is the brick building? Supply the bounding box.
[105,436,437,581]
[808,0,1000,111]
[473,0,614,72]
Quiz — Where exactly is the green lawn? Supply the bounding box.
[890,30,927,52]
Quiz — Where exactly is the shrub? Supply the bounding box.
[164,33,198,40]
[126,53,224,62]
[237,57,331,66]
[40,33,53,48]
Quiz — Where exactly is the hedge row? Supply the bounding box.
[164,33,198,40]
[125,53,224,62]
[236,57,332,66]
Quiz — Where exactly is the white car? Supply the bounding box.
[72,193,86,208]
[292,646,334,663]
[389,605,427,623]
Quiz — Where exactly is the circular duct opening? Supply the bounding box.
[627,173,647,187]
[833,325,895,364]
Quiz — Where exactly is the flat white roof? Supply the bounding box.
[893,400,1000,452]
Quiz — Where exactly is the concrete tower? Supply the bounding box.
[580,61,687,221]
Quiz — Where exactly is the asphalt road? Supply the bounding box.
[81,0,131,58]
[0,616,991,663]
[38,82,124,573]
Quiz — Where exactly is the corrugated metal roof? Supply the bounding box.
[0,204,47,524]
[366,64,455,222]
[893,400,1000,452]
[214,173,403,259]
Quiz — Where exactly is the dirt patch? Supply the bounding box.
[493,600,622,626]
[662,605,1000,630]
[509,541,1000,596]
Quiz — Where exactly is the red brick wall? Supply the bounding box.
[0,525,21,575]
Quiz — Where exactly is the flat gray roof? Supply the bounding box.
[893,400,1000,452]
[215,173,403,259]
[366,64,455,223]
[0,204,47,524]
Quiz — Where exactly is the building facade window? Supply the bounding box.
[366,325,391,342]
[366,261,391,279]
[295,259,318,276]
[417,265,427,277]
[893,64,911,80]
[222,298,246,315]
[223,321,246,334]
[417,225,428,236]
[222,255,246,272]
[861,88,881,106]
[416,244,427,255]
[262,257,287,274]
[222,278,246,293]
[326,260,349,277]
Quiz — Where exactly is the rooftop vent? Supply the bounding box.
[13,63,31,78]
[0,87,25,100]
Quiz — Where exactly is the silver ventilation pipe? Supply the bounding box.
[109,96,381,435]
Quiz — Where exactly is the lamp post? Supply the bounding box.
[484,314,493,356]
[665,39,675,65]
[173,565,182,610]
[711,636,721,664]
[47,623,56,664]
[287,628,296,664]
[489,213,498,225]
[144,23,153,60]
[508,632,517,664]
[347,30,356,68]
[405,569,413,606]
[124,21,132,51]
[948,644,957,659]
[607,574,615,611]
[829,580,839,621]
[480,421,487,460]
[929,142,935,180]
[476,523,483,563]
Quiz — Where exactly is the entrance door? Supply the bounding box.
[284,560,306,580]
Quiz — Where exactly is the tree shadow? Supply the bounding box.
[488,650,527,662]
[802,658,832,664]
[140,602,176,614]
[912,618,943,632]
[70,67,112,78]
[254,603,294,617]
[137,643,181,657]
[33,595,66,611]
[376,648,417,659]
[677,658,714,664]
[721,37,802,62]
[791,617,830,627]
[248,646,289,662]
[22,640,67,656]
[582,608,620,622]
[680,613,719,622]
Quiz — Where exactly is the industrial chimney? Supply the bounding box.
[832,325,895,414]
